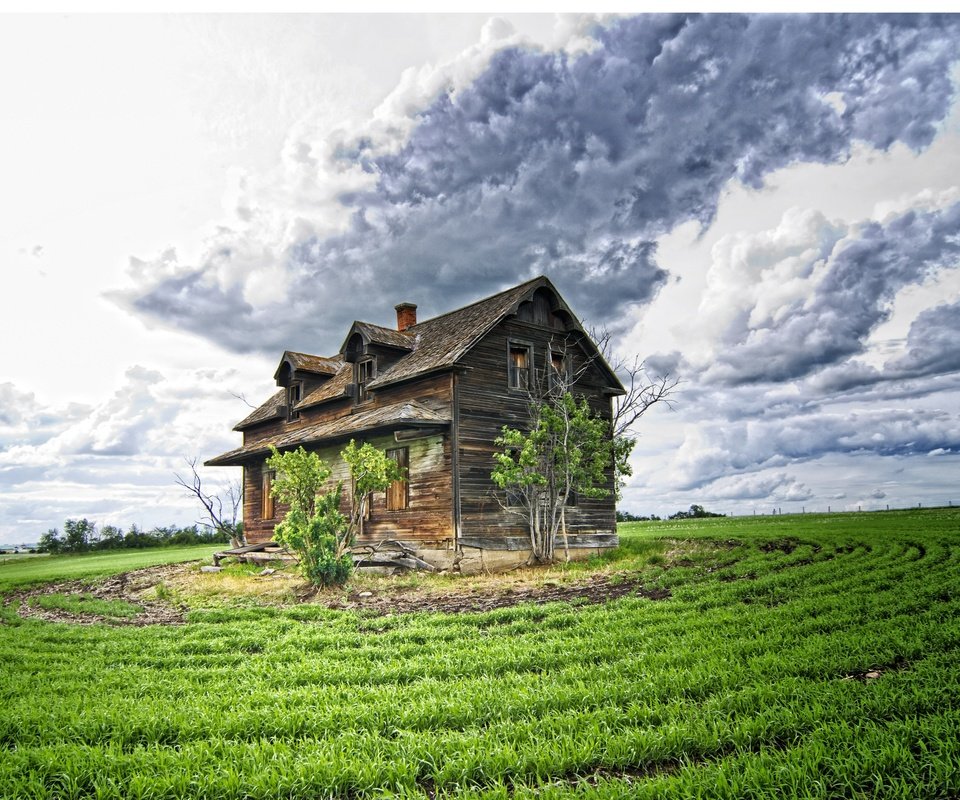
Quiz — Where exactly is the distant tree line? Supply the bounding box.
[617,504,725,523]
[36,518,239,554]
[616,510,662,522]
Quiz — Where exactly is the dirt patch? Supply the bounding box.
[760,537,800,554]
[840,656,910,682]
[325,575,670,616]
[6,563,191,626]
[5,563,669,625]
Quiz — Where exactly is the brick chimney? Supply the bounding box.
[395,302,417,331]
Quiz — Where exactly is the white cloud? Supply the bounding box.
[703,472,813,502]
[4,13,960,539]
[694,207,846,354]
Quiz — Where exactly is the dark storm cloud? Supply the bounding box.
[887,300,960,379]
[811,302,960,397]
[116,13,960,357]
[705,200,960,385]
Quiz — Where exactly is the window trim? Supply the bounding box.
[356,358,376,403]
[548,346,571,391]
[286,382,302,421]
[507,339,534,392]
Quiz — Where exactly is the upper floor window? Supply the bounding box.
[549,348,570,391]
[356,358,375,403]
[508,343,532,390]
[286,382,301,421]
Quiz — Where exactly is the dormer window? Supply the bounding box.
[356,358,375,403]
[286,382,301,421]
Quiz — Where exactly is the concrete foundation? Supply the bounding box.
[414,544,616,575]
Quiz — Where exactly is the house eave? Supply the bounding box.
[207,402,451,467]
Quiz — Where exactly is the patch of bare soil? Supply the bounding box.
[7,564,670,626]
[8,563,192,626]
[323,575,670,616]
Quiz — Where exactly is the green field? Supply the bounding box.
[1,510,958,799]
[0,545,220,593]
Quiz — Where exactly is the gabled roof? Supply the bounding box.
[229,275,624,434]
[341,321,415,353]
[285,351,341,375]
[273,351,340,383]
[233,389,286,431]
[366,277,544,389]
[207,400,450,466]
[297,361,353,410]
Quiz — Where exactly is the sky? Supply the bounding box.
[1,12,959,544]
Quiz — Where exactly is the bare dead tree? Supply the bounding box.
[174,458,245,548]
[490,326,680,563]
[492,333,621,563]
[230,391,258,409]
[589,325,680,439]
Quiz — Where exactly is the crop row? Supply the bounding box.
[1,512,958,798]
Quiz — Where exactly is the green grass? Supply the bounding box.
[0,552,47,564]
[29,592,142,619]
[0,545,219,593]
[0,510,958,798]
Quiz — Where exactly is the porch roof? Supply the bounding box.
[206,400,450,467]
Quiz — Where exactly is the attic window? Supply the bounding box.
[508,343,532,391]
[356,358,375,403]
[286,382,301,421]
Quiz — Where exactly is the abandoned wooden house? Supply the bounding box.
[206,276,624,572]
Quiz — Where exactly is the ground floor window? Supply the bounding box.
[386,447,409,511]
[262,468,275,520]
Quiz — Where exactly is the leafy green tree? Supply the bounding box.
[669,504,725,520]
[97,525,124,550]
[267,442,406,586]
[267,445,352,587]
[492,393,612,564]
[278,490,351,587]
[341,440,405,551]
[37,528,63,554]
[124,524,158,548]
[266,446,330,519]
[63,518,96,552]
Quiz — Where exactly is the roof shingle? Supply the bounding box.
[207,400,450,466]
[230,275,621,433]
[368,277,542,389]
[232,390,286,431]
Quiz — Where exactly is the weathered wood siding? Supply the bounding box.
[242,432,453,546]
[241,373,454,544]
[320,432,453,546]
[456,317,618,548]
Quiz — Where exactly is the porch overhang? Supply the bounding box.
[205,400,450,467]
